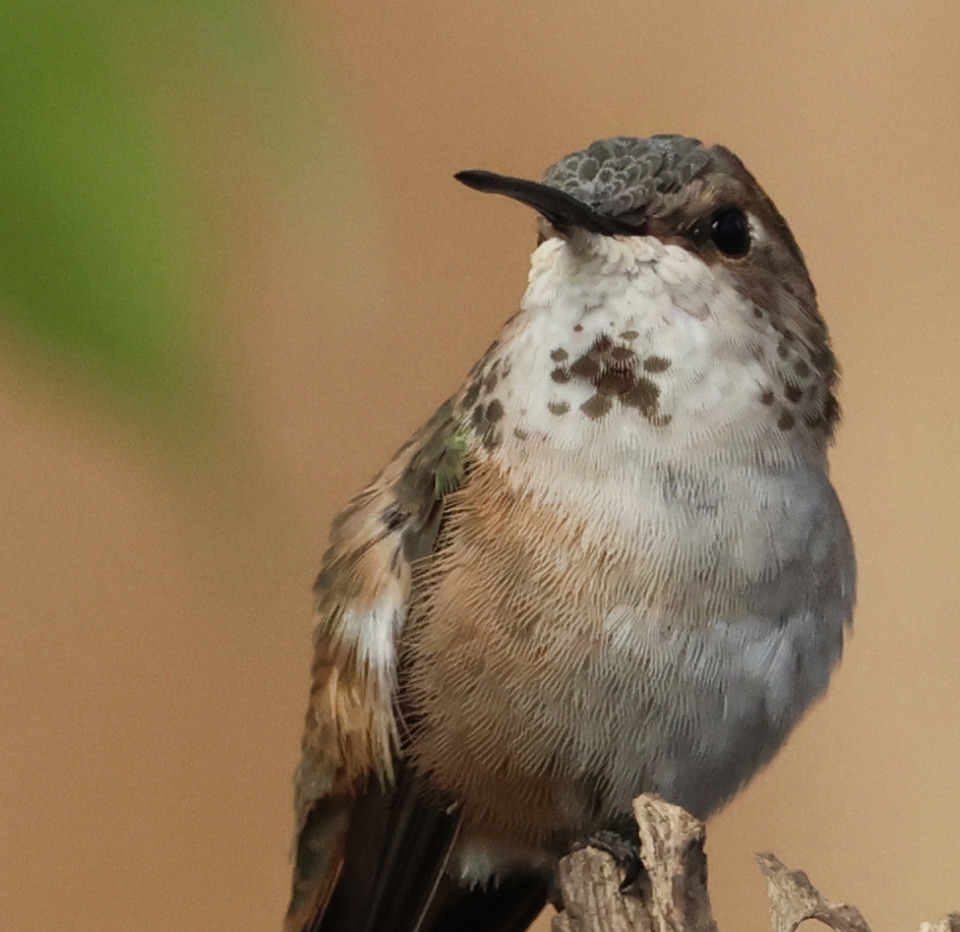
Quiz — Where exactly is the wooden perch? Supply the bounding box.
[552,794,958,932]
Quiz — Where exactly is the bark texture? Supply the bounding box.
[551,794,957,932]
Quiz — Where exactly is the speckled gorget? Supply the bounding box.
[285,135,856,932]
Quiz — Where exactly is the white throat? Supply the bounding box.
[467,233,819,483]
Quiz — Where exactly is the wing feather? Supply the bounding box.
[285,402,471,932]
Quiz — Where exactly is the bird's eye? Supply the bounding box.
[709,206,751,258]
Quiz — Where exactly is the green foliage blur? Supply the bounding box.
[0,1,344,429]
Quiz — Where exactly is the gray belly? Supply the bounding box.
[403,461,855,877]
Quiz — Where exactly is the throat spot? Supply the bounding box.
[547,333,671,424]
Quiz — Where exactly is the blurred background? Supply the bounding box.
[2,2,958,930]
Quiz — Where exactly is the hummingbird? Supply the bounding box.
[283,134,855,932]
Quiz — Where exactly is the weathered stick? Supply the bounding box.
[551,793,958,932]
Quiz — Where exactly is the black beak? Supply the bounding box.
[454,170,644,237]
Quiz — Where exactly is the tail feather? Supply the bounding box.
[286,762,549,932]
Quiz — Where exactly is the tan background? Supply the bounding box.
[3,1,959,930]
